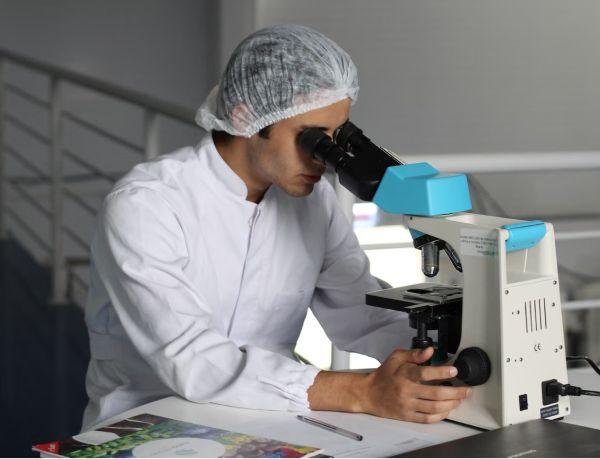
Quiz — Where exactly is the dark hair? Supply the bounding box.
[258,125,271,139]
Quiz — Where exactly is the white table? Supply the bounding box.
[91,369,600,457]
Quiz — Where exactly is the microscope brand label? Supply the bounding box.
[460,229,498,257]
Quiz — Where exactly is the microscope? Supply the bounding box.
[300,122,570,430]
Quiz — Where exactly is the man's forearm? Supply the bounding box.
[307,370,370,413]
[306,349,471,424]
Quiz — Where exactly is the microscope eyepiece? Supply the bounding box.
[298,128,348,171]
[299,120,402,201]
[332,120,363,151]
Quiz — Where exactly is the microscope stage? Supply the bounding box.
[366,283,462,313]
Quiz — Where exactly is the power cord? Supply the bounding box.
[545,381,600,397]
[566,355,600,376]
[545,355,600,398]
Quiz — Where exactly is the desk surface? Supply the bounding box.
[95,400,480,457]
[93,368,599,457]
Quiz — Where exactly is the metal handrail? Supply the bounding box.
[5,82,50,108]
[7,179,51,219]
[0,48,198,303]
[4,144,48,179]
[7,171,120,185]
[562,300,600,311]
[3,204,50,252]
[63,111,145,154]
[4,113,51,145]
[62,148,122,183]
[63,185,97,215]
[62,224,89,251]
[0,47,196,124]
[556,230,600,241]
[402,151,600,174]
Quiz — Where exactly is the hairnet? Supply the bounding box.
[196,24,359,138]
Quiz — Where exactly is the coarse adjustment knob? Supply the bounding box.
[454,347,491,386]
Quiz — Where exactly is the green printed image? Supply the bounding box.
[66,414,318,458]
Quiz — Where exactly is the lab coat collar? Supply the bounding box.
[199,133,275,209]
[201,133,249,200]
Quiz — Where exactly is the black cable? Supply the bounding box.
[582,389,600,397]
[546,381,600,398]
[566,355,600,376]
[546,355,600,399]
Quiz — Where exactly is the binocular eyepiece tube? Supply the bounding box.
[298,121,402,201]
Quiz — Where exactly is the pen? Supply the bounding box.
[296,415,363,441]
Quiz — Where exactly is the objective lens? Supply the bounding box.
[422,242,440,277]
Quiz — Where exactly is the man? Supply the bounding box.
[82,24,470,431]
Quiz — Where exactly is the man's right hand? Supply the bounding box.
[358,347,471,423]
[307,347,471,423]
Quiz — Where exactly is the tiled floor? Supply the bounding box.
[0,237,90,457]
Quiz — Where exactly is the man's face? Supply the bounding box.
[247,98,351,197]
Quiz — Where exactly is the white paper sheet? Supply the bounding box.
[230,410,444,457]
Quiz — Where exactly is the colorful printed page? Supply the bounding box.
[33,413,323,458]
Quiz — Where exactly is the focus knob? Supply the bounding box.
[454,347,491,386]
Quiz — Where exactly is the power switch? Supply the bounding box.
[519,394,528,411]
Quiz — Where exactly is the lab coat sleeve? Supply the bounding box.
[311,184,413,363]
[93,187,320,411]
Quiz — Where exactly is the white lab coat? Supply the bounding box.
[81,133,411,431]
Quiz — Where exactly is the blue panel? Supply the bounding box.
[373,163,472,216]
[502,220,547,252]
[409,229,425,239]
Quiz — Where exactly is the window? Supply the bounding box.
[295,204,423,370]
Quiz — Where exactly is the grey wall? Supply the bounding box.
[255,0,600,154]
[1,0,599,302]
[0,0,220,107]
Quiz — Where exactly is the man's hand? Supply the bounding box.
[359,347,471,423]
[307,347,471,424]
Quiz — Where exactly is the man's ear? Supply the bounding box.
[230,103,252,136]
